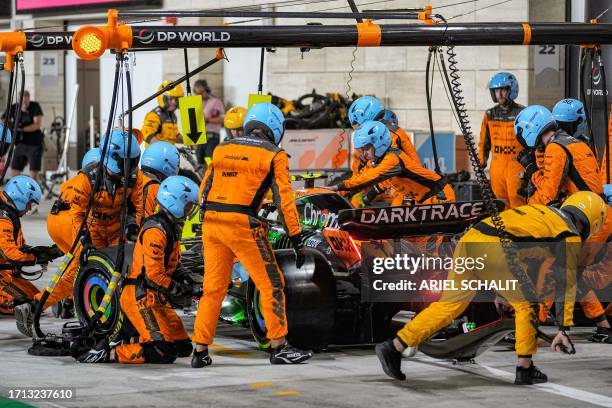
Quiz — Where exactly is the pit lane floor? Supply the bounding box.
[0,202,611,408]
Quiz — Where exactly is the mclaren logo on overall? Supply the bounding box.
[156,31,231,42]
[359,202,486,224]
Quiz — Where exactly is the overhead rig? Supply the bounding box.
[0,7,612,66]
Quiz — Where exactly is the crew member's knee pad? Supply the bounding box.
[174,339,193,358]
[142,341,177,364]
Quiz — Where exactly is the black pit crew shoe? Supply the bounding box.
[375,339,406,380]
[77,339,111,363]
[515,362,548,385]
[588,327,612,344]
[14,301,37,337]
[191,349,213,368]
[270,343,313,364]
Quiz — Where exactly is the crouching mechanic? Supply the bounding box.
[76,176,199,363]
[375,191,607,385]
[14,130,143,337]
[348,97,422,206]
[192,102,312,367]
[140,141,180,218]
[326,121,455,205]
[0,176,59,314]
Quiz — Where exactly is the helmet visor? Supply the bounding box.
[184,202,198,219]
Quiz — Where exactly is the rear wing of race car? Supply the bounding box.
[337,200,505,240]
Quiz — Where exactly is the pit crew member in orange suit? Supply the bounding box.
[0,176,56,315]
[14,130,143,337]
[75,176,199,363]
[327,121,455,206]
[479,72,526,208]
[348,98,423,207]
[192,102,313,367]
[140,141,180,218]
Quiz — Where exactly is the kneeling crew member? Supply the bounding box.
[375,191,607,385]
[327,121,455,205]
[0,177,57,315]
[192,102,312,367]
[76,176,199,363]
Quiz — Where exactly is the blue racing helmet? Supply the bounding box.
[157,175,199,220]
[243,102,285,145]
[376,108,399,131]
[604,184,612,205]
[0,122,12,156]
[514,105,558,148]
[348,96,383,127]
[3,175,42,213]
[352,120,391,158]
[101,129,141,176]
[488,72,519,103]
[552,98,587,138]
[141,141,180,179]
[81,148,100,169]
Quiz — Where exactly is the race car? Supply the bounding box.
[178,174,503,350]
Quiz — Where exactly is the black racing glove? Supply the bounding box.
[125,223,140,242]
[517,148,536,170]
[290,234,306,269]
[48,245,63,260]
[35,250,51,265]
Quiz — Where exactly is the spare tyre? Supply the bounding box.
[73,245,136,341]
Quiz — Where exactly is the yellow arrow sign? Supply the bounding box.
[179,95,207,146]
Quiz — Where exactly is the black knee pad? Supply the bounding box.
[142,341,177,364]
[174,339,193,358]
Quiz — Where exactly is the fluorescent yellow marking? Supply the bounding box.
[102,295,111,303]
[273,391,303,396]
[209,343,256,359]
[249,382,275,388]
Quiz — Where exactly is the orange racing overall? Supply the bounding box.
[193,135,302,345]
[0,199,38,314]
[116,213,191,364]
[479,101,525,208]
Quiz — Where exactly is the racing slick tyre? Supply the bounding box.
[246,248,336,351]
[73,245,137,343]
